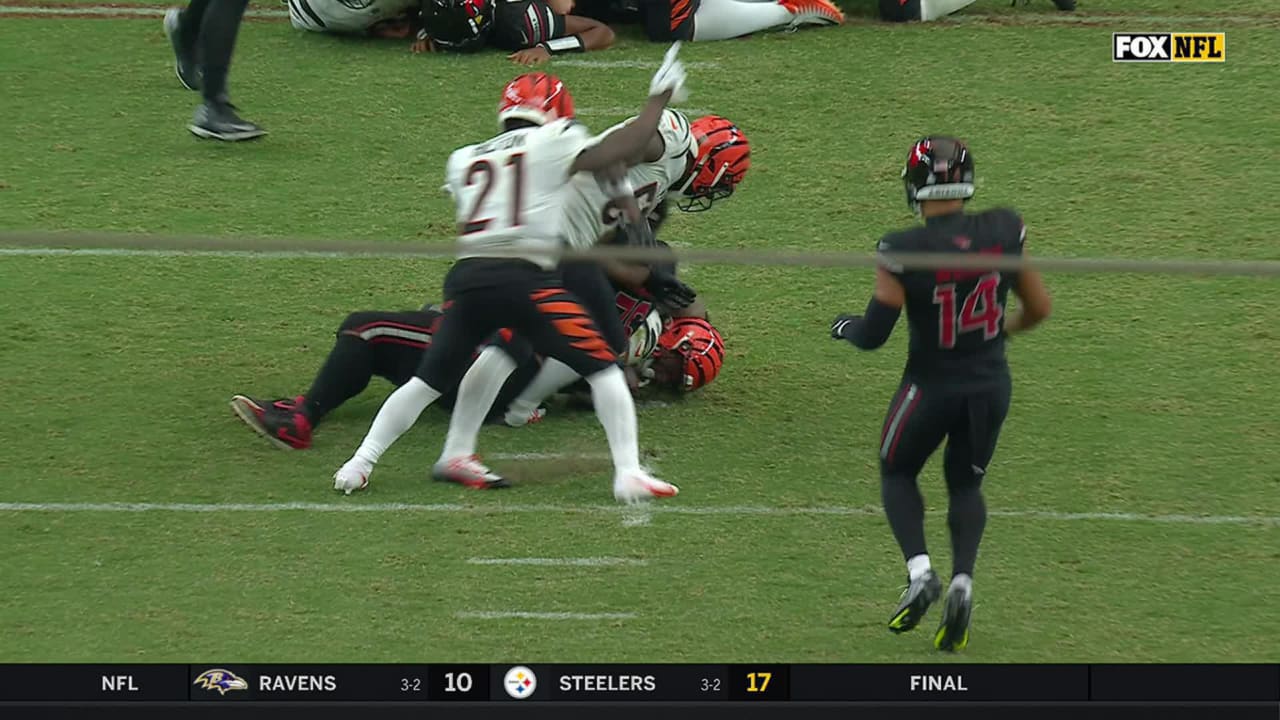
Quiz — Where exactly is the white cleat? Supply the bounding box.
[502,406,547,428]
[333,460,370,495]
[780,0,845,28]
[613,470,679,505]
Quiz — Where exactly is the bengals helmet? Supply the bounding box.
[676,115,750,212]
[497,72,575,128]
[419,0,490,53]
[902,136,975,216]
[650,317,724,392]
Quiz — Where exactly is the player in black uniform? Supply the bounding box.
[163,0,265,140]
[415,0,616,64]
[831,137,1052,652]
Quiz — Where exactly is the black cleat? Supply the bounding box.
[163,8,201,91]
[230,395,312,450]
[934,582,973,652]
[887,570,942,633]
[190,102,267,142]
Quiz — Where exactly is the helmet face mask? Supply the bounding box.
[678,116,750,213]
[421,0,490,52]
[902,136,975,216]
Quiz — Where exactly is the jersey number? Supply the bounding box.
[601,182,661,225]
[933,273,1003,349]
[615,292,655,336]
[462,153,526,235]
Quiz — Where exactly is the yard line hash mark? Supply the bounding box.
[0,502,1274,527]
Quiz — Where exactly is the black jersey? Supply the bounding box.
[489,0,566,51]
[878,208,1026,387]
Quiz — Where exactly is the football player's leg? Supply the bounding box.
[301,310,435,425]
[334,298,490,493]
[503,262,627,426]
[520,287,676,501]
[934,378,1011,651]
[188,0,265,141]
[679,0,842,42]
[165,0,205,90]
[879,0,976,22]
[879,381,948,632]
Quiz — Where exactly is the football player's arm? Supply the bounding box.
[509,12,614,64]
[570,43,685,174]
[1004,256,1052,336]
[831,265,904,350]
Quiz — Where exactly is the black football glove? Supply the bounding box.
[645,267,697,309]
[831,314,859,341]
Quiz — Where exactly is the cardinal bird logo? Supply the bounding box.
[193,669,249,696]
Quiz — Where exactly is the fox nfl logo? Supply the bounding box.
[1113,33,1225,63]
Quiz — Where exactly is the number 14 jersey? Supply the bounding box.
[877,208,1026,387]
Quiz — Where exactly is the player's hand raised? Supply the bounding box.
[649,41,688,103]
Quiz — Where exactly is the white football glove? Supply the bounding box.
[649,41,689,104]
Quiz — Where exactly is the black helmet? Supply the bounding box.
[420,0,491,52]
[902,136,975,215]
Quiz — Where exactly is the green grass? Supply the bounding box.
[1,0,1278,663]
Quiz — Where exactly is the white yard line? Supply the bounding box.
[455,610,636,620]
[552,59,722,69]
[467,557,648,566]
[0,501,1274,526]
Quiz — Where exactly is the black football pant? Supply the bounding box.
[179,0,250,103]
[416,259,618,393]
[298,310,538,427]
[879,0,921,22]
[877,376,1012,579]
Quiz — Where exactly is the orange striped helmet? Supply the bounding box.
[677,115,750,212]
[497,72,575,128]
[653,317,724,392]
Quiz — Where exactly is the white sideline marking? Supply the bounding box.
[467,557,648,567]
[553,59,722,69]
[0,502,1275,526]
[455,611,636,620]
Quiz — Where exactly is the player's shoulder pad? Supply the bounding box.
[876,231,910,273]
[985,206,1027,247]
[660,109,695,158]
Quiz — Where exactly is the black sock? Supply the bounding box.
[301,335,375,426]
[179,0,211,46]
[881,473,928,562]
[197,0,250,103]
[947,485,987,578]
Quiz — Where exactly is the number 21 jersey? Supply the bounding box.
[878,208,1026,387]
[444,118,594,271]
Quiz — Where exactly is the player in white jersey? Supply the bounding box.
[462,109,750,427]
[332,46,691,504]
[288,0,419,35]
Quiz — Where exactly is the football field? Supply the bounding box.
[1,0,1278,664]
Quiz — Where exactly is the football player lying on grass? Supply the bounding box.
[569,0,843,43]
[412,0,617,66]
[229,240,721,451]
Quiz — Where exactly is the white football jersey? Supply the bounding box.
[445,119,594,270]
[287,0,416,34]
[561,109,697,249]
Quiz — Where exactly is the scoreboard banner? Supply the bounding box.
[0,663,1275,703]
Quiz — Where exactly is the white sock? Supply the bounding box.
[919,0,976,21]
[503,358,582,425]
[351,377,443,466]
[692,0,791,41]
[585,365,642,475]
[440,347,518,461]
[906,553,932,581]
[950,573,972,593]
